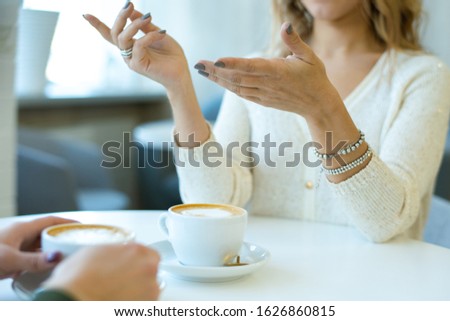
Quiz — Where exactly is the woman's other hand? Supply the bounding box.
[84,1,190,91]
[85,1,208,145]
[195,22,344,122]
[0,216,77,279]
[43,243,161,301]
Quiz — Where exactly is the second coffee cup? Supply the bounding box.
[159,203,247,267]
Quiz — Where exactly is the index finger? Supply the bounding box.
[18,217,78,243]
[83,14,114,44]
[212,57,274,75]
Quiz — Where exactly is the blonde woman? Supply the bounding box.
[86,0,450,242]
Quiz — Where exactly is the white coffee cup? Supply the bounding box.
[41,223,135,258]
[159,203,247,266]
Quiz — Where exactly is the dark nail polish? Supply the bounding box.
[142,12,151,20]
[123,0,131,9]
[158,30,167,34]
[194,63,206,71]
[286,23,293,35]
[198,70,210,77]
[214,61,225,68]
[46,252,62,263]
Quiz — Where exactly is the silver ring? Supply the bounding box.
[120,47,133,58]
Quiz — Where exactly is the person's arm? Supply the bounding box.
[194,23,450,241]
[84,2,209,147]
[195,23,365,183]
[86,2,247,203]
[175,90,253,206]
[326,57,450,241]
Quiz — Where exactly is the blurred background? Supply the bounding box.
[0,0,449,218]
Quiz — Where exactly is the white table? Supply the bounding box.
[1,211,450,300]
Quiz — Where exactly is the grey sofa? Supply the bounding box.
[17,128,129,215]
[133,96,222,209]
[425,195,450,248]
[435,129,450,201]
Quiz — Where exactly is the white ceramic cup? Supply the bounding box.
[41,223,135,258]
[159,203,248,266]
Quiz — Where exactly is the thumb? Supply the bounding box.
[280,22,314,62]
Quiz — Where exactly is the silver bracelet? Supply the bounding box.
[314,130,365,159]
[322,147,372,176]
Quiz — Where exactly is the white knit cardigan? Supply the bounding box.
[174,50,450,242]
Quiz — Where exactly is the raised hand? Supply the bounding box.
[84,1,190,90]
[194,22,343,121]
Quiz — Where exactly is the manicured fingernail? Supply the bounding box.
[194,63,206,71]
[198,70,210,77]
[123,0,131,9]
[158,29,167,34]
[46,252,62,263]
[286,23,293,35]
[142,12,151,20]
[214,61,225,68]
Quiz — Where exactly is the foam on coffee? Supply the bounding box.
[48,225,129,245]
[179,208,234,218]
[171,204,243,218]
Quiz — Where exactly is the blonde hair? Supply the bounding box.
[270,0,423,56]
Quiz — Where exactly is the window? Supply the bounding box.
[21,0,271,102]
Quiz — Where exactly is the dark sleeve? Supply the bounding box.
[33,289,76,301]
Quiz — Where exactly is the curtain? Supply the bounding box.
[0,0,20,217]
[422,0,450,67]
[34,0,272,105]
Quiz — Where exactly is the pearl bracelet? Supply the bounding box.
[314,130,365,160]
[322,147,372,176]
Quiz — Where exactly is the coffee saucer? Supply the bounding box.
[12,270,166,300]
[149,241,270,282]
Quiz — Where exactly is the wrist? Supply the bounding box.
[304,99,346,131]
[301,81,344,125]
[165,72,210,146]
[166,71,201,116]
[44,275,90,301]
[165,67,193,96]
[303,93,360,157]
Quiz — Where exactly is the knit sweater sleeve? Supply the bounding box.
[327,56,450,242]
[175,91,253,206]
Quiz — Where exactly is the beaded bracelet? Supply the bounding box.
[314,130,365,160]
[322,147,372,176]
